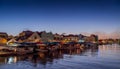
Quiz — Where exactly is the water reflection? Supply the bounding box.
[0,46,99,65]
[0,56,17,64]
[1,44,120,69]
[99,44,120,59]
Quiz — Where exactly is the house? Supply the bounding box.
[40,31,54,42]
[0,37,7,44]
[78,34,86,43]
[6,38,18,46]
[0,32,8,44]
[17,30,54,42]
[54,33,63,42]
[0,32,8,39]
[78,34,85,40]
[27,32,41,42]
[63,34,79,42]
[17,30,34,42]
[17,30,41,42]
[83,34,98,43]
[7,38,17,44]
[88,34,98,43]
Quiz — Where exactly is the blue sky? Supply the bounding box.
[0,0,120,35]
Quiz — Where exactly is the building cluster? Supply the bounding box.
[0,30,99,45]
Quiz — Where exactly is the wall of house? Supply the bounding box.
[28,32,41,42]
[41,32,54,42]
[0,37,7,45]
[54,35,63,42]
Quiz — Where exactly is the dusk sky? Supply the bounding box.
[0,0,120,36]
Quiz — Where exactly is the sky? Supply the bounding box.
[0,0,120,37]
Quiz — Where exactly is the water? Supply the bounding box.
[0,44,120,69]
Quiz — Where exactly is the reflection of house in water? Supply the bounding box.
[0,50,68,65]
[0,57,7,64]
[7,56,17,64]
[0,56,17,64]
[62,49,74,55]
[37,52,48,65]
[82,46,98,57]
[0,45,98,65]
[91,46,98,56]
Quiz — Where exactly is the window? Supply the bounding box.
[34,36,37,39]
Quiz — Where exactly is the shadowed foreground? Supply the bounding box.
[0,44,120,69]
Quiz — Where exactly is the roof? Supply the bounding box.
[0,32,7,34]
[0,32,8,38]
[17,31,33,40]
[63,34,78,37]
[7,38,17,43]
[0,32,8,35]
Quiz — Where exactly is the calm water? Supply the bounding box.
[0,44,120,69]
